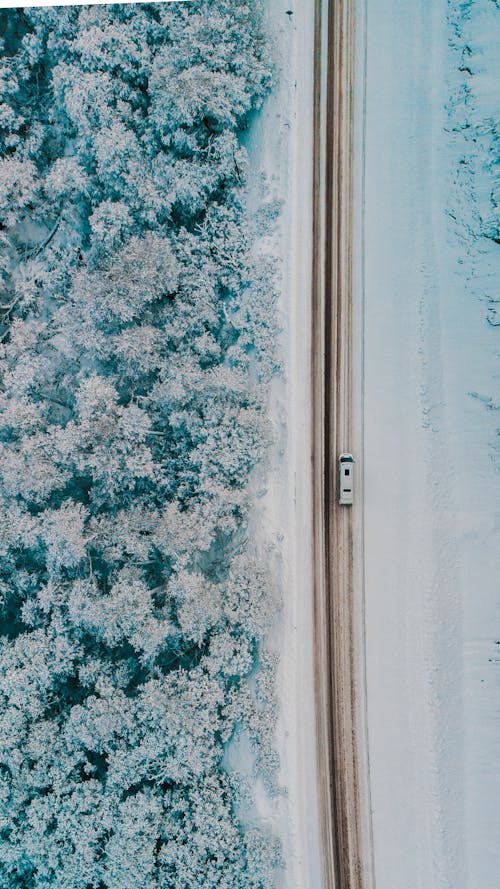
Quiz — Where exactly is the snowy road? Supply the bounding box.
[274,0,498,884]
[311,1,373,887]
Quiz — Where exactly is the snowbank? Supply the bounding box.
[243,1,320,886]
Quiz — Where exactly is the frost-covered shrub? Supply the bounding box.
[0,3,281,887]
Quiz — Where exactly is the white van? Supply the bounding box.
[339,453,354,505]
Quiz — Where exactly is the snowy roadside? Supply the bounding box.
[363,3,465,885]
[363,0,499,887]
[446,3,500,883]
[240,1,320,887]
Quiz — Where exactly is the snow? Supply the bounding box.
[242,1,320,887]
[362,0,500,887]
[0,0,185,7]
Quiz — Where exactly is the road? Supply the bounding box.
[311,0,374,887]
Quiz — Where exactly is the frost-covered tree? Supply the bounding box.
[0,3,281,887]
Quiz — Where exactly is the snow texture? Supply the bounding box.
[363,0,500,887]
[242,2,321,887]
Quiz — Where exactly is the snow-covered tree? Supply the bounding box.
[0,2,282,887]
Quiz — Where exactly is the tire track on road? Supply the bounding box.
[311,1,374,887]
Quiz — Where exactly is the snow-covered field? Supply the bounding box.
[363,1,500,887]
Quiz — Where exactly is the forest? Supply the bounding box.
[0,3,282,886]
